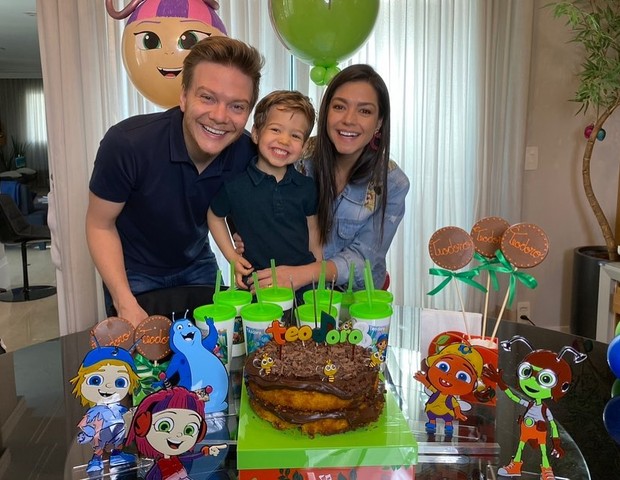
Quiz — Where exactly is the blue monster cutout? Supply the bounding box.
[160,315,229,413]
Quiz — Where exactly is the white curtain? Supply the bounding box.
[37,0,533,334]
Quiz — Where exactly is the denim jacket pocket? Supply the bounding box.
[337,216,369,240]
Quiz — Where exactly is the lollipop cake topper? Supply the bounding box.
[471,217,510,339]
[428,226,475,270]
[471,217,510,259]
[500,222,549,268]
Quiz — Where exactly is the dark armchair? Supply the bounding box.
[0,194,56,302]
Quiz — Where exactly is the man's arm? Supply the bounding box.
[85,192,147,327]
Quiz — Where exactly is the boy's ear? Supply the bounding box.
[251,126,259,145]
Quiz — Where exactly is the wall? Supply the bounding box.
[522,1,620,331]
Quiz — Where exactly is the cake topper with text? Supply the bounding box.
[483,335,587,479]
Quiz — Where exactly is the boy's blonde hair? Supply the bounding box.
[253,90,316,140]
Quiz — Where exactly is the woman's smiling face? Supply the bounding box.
[326,80,382,163]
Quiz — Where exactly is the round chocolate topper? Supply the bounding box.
[470,216,510,258]
[90,316,135,350]
[134,315,172,361]
[428,226,475,270]
[500,223,549,268]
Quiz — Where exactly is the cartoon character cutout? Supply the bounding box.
[159,315,229,413]
[70,344,141,473]
[414,342,484,435]
[127,386,226,480]
[483,335,587,479]
[106,0,226,108]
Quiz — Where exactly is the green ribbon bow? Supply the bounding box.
[133,353,169,405]
[427,267,488,296]
[484,249,538,307]
[473,252,500,292]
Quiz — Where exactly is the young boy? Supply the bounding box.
[207,90,320,289]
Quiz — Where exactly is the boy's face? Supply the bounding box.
[81,364,131,405]
[252,107,309,174]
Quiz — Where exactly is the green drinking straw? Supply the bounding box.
[364,259,375,292]
[347,263,356,294]
[214,269,222,303]
[363,262,373,307]
[270,258,278,287]
[229,261,236,291]
[318,261,326,292]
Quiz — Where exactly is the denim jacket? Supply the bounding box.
[298,158,410,290]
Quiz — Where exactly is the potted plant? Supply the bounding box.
[552,0,620,260]
[552,0,620,337]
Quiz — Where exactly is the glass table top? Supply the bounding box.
[0,306,618,479]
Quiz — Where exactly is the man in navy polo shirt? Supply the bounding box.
[86,36,264,327]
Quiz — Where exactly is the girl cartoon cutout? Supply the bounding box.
[414,342,484,435]
[70,345,141,473]
[127,386,226,480]
[483,335,587,480]
[106,0,226,108]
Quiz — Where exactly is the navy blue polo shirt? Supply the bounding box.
[210,157,318,270]
[89,107,255,275]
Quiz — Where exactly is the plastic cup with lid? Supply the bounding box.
[193,303,237,371]
[240,302,284,354]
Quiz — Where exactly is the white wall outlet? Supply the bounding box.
[517,301,531,320]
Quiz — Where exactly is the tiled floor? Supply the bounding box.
[0,244,60,352]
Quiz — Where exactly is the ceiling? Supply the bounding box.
[0,0,41,78]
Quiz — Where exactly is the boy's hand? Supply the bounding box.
[234,256,253,289]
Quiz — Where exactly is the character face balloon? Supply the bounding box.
[118,0,227,108]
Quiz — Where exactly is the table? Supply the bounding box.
[0,306,618,479]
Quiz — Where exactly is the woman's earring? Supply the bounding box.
[370,130,381,151]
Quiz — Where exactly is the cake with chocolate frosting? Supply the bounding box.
[244,339,385,437]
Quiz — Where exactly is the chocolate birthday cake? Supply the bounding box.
[244,339,385,437]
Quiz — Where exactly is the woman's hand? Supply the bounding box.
[232,232,245,255]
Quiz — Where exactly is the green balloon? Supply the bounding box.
[310,66,327,85]
[269,0,379,69]
[324,65,341,84]
[615,321,620,337]
[613,379,620,397]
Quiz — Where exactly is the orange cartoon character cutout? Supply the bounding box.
[414,342,484,436]
[106,0,227,108]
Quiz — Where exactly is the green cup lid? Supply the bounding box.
[296,303,337,323]
[349,301,393,319]
[215,289,253,307]
[353,289,394,304]
[193,303,237,323]
[240,302,283,321]
[302,289,343,305]
[260,286,293,302]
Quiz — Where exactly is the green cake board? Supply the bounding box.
[237,382,418,470]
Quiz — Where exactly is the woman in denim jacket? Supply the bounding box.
[252,64,409,292]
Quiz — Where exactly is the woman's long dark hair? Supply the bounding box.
[314,64,391,244]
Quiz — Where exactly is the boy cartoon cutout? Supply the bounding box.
[71,344,141,473]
